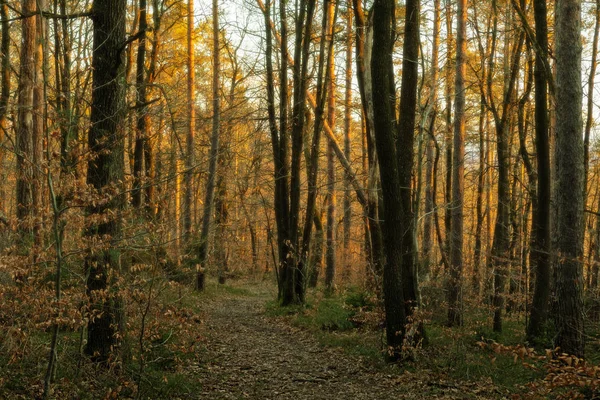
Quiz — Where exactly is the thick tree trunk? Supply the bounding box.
[84,0,126,362]
[554,0,585,358]
[16,0,43,249]
[371,0,407,359]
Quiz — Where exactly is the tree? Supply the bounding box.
[447,0,466,327]
[371,0,407,358]
[195,0,221,290]
[397,0,422,329]
[342,4,352,281]
[84,0,126,362]
[184,0,196,243]
[554,0,585,357]
[325,0,337,294]
[526,0,552,344]
[16,0,43,249]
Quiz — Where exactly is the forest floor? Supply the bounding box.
[188,281,511,400]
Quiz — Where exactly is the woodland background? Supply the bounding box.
[0,0,599,398]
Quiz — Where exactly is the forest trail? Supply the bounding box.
[190,284,498,400]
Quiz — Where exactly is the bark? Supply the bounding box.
[444,0,453,270]
[183,0,195,242]
[397,0,422,333]
[554,0,585,358]
[422,0,440,281]
[487,0,524,332]
[352,0,384,287]
[325,0,337,294]
[309,211,324,288]
[16,0,43,248]
[0,0,8,213]
[527,0,552,344]
[84,0,126,362]
[448,0,466,327]
[196,0,221,290]
[343,5,352,278]
[132,0,149,212]
[371,0,406,359]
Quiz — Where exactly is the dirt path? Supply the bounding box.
[191,286,497,400]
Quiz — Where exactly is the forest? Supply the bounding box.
[0,0,598,398]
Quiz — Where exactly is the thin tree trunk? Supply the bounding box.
[132,0,148,210]
[448,0,466,327]
[196,0,221,290]
[325,0,337,294]
[526,0,552,344]
[0,0,8,215]
[422,0,440,282]
[342,5,352,279]
[184,0,195,242]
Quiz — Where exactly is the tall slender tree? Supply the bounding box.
[526,0,551,344]
[184,0,195,242]
[448,0,466,327]
[196,0,222,290]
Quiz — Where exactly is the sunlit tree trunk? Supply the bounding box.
[16,0,43,249]
[422,0,440,282]
[0,0,8,214]
[324,0,337,294]
[184,0,195,242]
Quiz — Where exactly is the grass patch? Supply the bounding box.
[265,287,384,364]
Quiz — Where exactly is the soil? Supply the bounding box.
[189,285,504,400]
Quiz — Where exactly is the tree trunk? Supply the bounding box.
[183,0,195,242]
[342,5,352,280]
[527,0,552,344]
[0,0,8,214]
[554,0,585,358]
[196,0,221,290]
[422,0,440,282]
[448,0,466,327]
[371,0,407,359]
[16,0,43,249]
[84,0,126,362]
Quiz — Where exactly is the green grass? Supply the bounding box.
[265,287,384,365]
